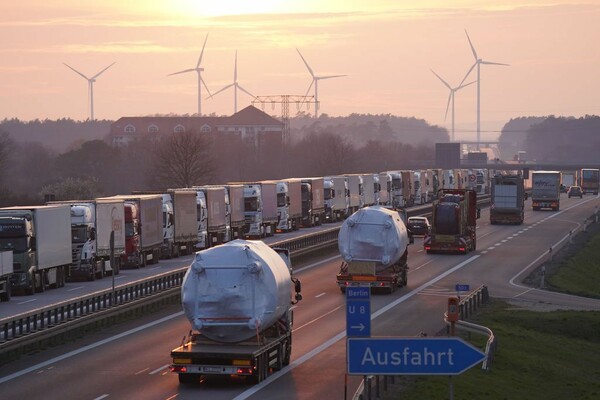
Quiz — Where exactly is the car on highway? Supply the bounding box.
[406,216,431,236]
[567,186,583,198]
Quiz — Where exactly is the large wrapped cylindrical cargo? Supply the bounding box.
[338,206,409,271]
[181,240,291,343]
[435,202,460,235]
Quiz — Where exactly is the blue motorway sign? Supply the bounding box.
[455,284,470,292]
[347,337,486,375]
[346,287,371,337]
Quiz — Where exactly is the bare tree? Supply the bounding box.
[40,177,100,201]
[151,131,215,189]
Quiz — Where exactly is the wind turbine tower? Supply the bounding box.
[296,49,346,118]
[63,62,115,121]
[431,69,475,142]
[460,30,509,149]
[168,34,211,116]
[209,50,254,114]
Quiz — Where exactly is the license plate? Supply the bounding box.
[202,366,223,373]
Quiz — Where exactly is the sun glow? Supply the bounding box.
[171,0,290,17]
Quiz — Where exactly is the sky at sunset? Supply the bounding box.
[1,1,599,140]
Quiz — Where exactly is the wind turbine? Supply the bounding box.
[168,34,212,116]
[460,30,509,149]
[296,48,346,118]
[431,69,475,142]
[209,50,254,114]
[63,62,115,121]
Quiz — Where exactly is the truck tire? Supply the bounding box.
[178,373,199,384]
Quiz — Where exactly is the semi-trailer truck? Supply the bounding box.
[170,240,302,384]
[531,171,561,211]
[424,189,480,254]
[0,205,72,294]
[336,206,412,294]
[580,168,599,195]
[490,174,525,225]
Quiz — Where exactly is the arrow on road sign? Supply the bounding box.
[351,323,366,332]
[347,337,486,375]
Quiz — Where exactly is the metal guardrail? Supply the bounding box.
[0,196,491,356]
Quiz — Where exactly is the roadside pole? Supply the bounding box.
[447,297,460,400]
[110,230,115,306]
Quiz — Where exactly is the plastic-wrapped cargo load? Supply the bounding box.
[338,205,409,272]
[435,202,460,235]
[181,239,292,343]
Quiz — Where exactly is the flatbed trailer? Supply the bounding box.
[336,260,408,295]
[171,315,292,384]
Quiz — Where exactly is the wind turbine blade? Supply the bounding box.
[465,30,478,60]
[296,48,315,77]
[303,79,314,99]
[63,63,90,80]
[200,77,212,98]
[209,83,234,99]
[444,93,452,121]
[168,68,196,76]
[197,33,209,68]
[237,84,254,98]
[456,80,476,91]
[459,62,477,86]
[318,74,346,80]
[91,62,116,79]
[481,60,509,66]
[431,69,451,90]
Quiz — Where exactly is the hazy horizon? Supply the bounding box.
[1,1,599,142]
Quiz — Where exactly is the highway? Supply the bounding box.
[1,195,599,400]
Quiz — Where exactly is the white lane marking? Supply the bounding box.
[518,231,524,234]
[292,306,342,333]
[315,292,326,298]
[166,394,179,400]
[0,312,184,385]
[17,299,37,305]
[294,254,341,273]
[410,259,435,272]
[495,243,502,246]
[233,255,481,400]
[501,240,507,243]
[481,251,488,254]
[94,395,109,400]
[417,249,424,253]
[67,286,84,292]
[149,364,169,375]
[134,368,149,375]
[487,247,495,250]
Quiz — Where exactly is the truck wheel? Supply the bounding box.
[178,373,199,384]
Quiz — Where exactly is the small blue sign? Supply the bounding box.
[346,287,371,337]
[455,284,470,292]
[347,337,486,375]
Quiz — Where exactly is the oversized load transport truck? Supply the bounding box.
[580,168,599,195]
[170,240,302,384]
[424,189,479,254]
[50,199,126,280]
[0,205,71,294]
[101,195,163,268]
[490,174,525,225]
[0,251,13,301]
[531,171,561,211]
[336,206,412,294]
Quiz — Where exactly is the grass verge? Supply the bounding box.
[380,220,600,399]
